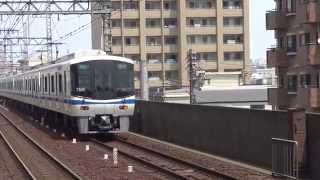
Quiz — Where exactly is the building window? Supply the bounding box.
[299,33,311,46]
[197,52,217,61]
[224,52,243,61]
[125,36,139,46]
[145,1,161,10]
[187,17,216,27]
[187,35,216,44]
[146,18,161,28]
[146,36,161,46]
[112,37,122,46]
[111,2,121,10]
[287,34,297,52]
[165,71,178,81]
[124,19,139,28]
[147,54,162,64]
[163,1,177,10]
[278,75,284,88]
[164,18,177,28]
[278,37,285,48]
[300,74,311,88]
[165,36,176,45]
[165,53,177,63]
[224,34,243,44]
[125,54,140,63]
[317,73,320,88]
[286,0,296,13]
[112,19,121,28]
[288,75,298,93]
[223,17,242,27]
[148,71,162,81]
[134,72,140,81]
[276,0,283,11]
[123,1,139,10]
[223,0,242,9]
[186,0,215,9]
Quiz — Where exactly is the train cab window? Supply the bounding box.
[58,74,62,94]
[51,75,54,93]
[71,61,134,99]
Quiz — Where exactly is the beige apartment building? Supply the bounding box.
[266,0,320,111]
[92,0,250,92]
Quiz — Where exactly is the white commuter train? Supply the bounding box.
[0,50,135,135]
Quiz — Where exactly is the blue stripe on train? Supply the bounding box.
[63,98,135,105]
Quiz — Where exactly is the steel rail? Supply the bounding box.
[0,110,82,180]
[0,130,37,180]
[91,138,235,180]
[115,137,236,180]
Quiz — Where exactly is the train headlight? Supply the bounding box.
[80,106,89,110]
[119,105,128,110]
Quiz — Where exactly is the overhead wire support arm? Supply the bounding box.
[0,0,111,15]
[0,0,113,58]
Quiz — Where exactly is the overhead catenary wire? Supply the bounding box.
[0,0,117,63]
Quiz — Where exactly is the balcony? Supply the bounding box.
[310,88,320,108]
[267,48,288,68]
[186,26,217,34]
[297,88,311,108]
[185,9,216,17]
[297,1,320,23]
[307,44,320,65]
[296,44,320,66]
[268,88,289,107]
[266,11,287,30]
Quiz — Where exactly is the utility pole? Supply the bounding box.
[101,1,112,53]
[140,60,149,100]
[46,14,52,61]
[188,49,197,104]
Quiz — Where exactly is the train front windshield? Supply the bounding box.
[71,60,134,100]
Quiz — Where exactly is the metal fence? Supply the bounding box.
[272,138,299,179]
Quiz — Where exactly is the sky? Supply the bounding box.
[249,0,276,62]
[26,0,277,62]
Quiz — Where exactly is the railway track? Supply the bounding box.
[0,111,82,180]
[91,138,235,180]
[0,130,35,180]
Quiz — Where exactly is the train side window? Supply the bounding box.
[45,76,48,93]
[51,75,54,93]
[41,75,44,94]
[48,74,50,94]
[33,78,35,92]
[58,74,62,94]
[55,73,58,95]
[64,71,67,96]
[29,79,31,91]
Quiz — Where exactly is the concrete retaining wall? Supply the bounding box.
[307,113,320,180]
[131,101,292,169]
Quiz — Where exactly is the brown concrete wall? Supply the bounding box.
[306,113,320,180]
[131,101,292,169]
